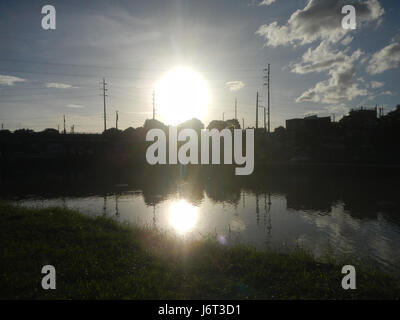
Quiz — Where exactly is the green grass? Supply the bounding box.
[1,202,399,300]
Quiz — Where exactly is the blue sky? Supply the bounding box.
[0,0,399,132]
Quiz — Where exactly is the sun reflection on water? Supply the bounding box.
[169,199,198,234]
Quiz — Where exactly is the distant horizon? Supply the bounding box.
[4,103,399,135]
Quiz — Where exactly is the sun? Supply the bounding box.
[169,199,198,234]
[155,66,209,125]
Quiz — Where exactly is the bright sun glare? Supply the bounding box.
[156,67,209,125]
[169,199,198,234]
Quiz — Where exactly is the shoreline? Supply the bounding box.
[1,202,399,299]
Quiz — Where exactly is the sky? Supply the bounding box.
[0,0,399,133]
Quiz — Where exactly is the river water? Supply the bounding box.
[2,167,400,274]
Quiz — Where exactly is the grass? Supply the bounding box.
[1,201,399,300]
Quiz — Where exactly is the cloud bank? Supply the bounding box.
[256,0,387,106]
[367,42,400,74]
[256,0,384,47]
[0,75,26,86]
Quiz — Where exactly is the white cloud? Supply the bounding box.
[367,42,400,74]
[290,41,348,74]
[256,0,384,47]
[341,35,353,46]
[226,81,245,91]
[0,74,26,86]
[368,89,393,100]
[259,0,275,6]
[46,82,74,89]
[370,80,384,88]
[296,60,368,104]
[326,103,350,115]
[268,1,383,106]
[292,42,367,104]
[66,104,84,108]
[255,0,387,107]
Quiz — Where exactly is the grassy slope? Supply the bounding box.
[1,202,399,299]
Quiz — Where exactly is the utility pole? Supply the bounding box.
[1,123,3,130]
[242,118,245,129]
[102,78,108,132]
[115,111,119,129]
[264,106,267,131]
[235,98,237,120]
[63,115,66,134]
[267,64,270,133]
[152,90,156,120]
[223,112,225,121]
[263,64,271,133]
[256,91,259,129]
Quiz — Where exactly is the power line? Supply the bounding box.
[0,68,156,81]
[0,57,167,72]
[0,94,98,103]
[0,57,268,72]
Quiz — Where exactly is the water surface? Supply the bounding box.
[3,168,400,274]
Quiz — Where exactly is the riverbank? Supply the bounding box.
[1,202,399,299]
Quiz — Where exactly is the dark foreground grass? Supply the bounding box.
[1,202,399,300]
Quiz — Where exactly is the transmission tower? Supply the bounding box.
[101,78,108,132]
[263,64,271,133]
